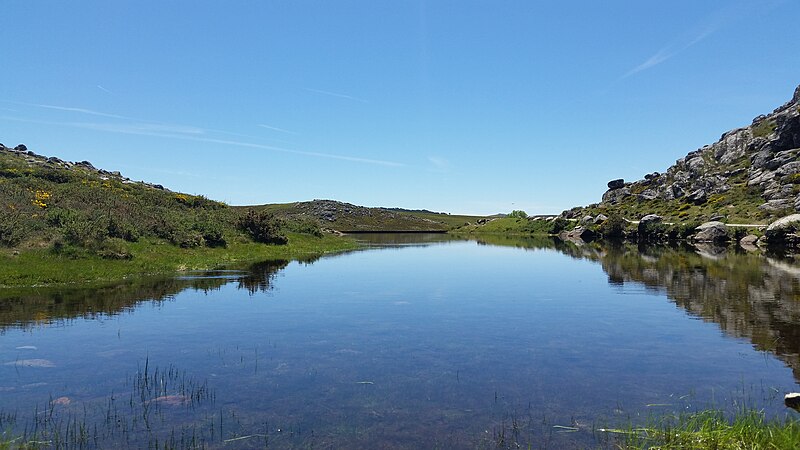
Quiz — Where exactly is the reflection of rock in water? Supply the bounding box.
[237,260,290,295]
[591,244,800,381]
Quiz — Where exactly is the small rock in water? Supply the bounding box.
[51,396,71,406]
[785,393,800,411]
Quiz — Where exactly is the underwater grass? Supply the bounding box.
[604,408,800,449]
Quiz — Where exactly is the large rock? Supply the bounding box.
[765,214,800,245]
[607,179,625,190]
[562,226,596,242]
[693,221,729,242]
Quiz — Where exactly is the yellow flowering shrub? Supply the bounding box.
[32,190,51,208]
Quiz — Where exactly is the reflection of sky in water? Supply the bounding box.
[0,239,798,448]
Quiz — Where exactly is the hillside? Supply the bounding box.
[246,200,485,232]
[563,85,800,224]
[0,145,363,286]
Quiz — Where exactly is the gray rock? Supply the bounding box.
[593,214,608,224]
[687,189,707,204]
[563,226,596,242]
[607,179,625,190]
[758,199,793,213]
[785,393,800,411]
[693,221,729,242]
[602,187,631,205]
[639,214,662,224]
[14,144,27,151]
[765,214,800,244]
[766,214,800,233]
[580,215,594,225]
[637,189,658,201]
[739,234,760,249]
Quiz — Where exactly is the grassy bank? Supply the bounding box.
[0,232,359,287]
[607,409,800,449]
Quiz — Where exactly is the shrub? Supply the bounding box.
[548,217,570,234]
[237,210,287,245]
[599,214,625,238]
[94,238,134,260]
[508,210,528,219]
[284,217,323,237]
[0,208,28,246]
[196,220,227,247]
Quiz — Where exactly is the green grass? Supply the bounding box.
[245,201,487,232]
[0,232,359,287]
[452,216,567,235]
[752,118,778,139]
[608,409,800,449]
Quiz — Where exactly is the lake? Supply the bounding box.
[1,234,799,448]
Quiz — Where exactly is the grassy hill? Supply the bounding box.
[0,145,358,286]
[244,200,486,232]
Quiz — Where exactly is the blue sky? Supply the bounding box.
[2,1,799,215]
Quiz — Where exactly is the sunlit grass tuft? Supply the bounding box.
[605,408,800,449]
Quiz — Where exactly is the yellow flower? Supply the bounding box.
[32,190,51,208]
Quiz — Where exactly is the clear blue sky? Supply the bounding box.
[2,1,798,215]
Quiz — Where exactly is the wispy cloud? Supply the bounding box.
[303,87,368,103]
[622,2,754,79]
[258,123,299,135]
[16,101,131,119]
[96,85,113,94]
[0,115,404,168]
[427,156,451,173]
[73,122,205,135]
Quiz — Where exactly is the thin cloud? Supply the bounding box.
[427,156,451,172]
[622,2,754,79]
[14,101,131,119]
[303,87,368,103]
[96,85,113,94]
[0,115,404,168]
[74,122,205,135]
[258,123,299,135]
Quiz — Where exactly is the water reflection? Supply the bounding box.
[479,237,800,383]
[2,235,800,448]
[0,260,292,332]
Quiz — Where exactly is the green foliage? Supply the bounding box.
[614,409,800,450]
[548,217,570,234]
[598,214,625,238]
[237,210,288,245]
[283,217,323,237]
[508,210,528,219]
[751,118,777,138]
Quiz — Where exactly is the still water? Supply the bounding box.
[1,234,799,448]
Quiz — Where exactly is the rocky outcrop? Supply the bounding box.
[0,144,169,191]
[566,84,800,221]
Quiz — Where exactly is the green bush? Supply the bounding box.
[284,217,323,237]
[599,214,625,238]
[508,210,528,219]
[237,210,288,245]
[549,217,570,234]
